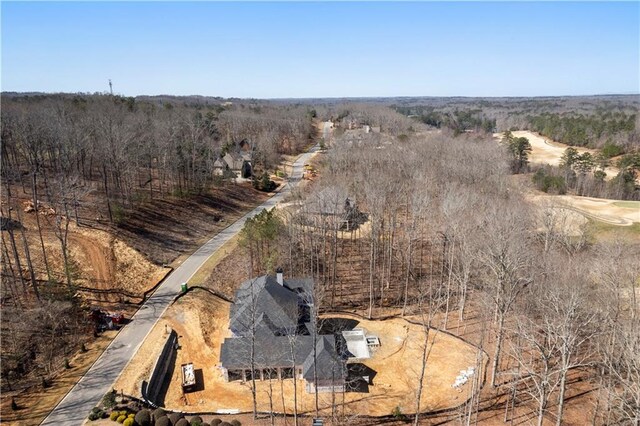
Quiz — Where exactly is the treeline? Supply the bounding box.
[532,150,640,200]
[392,95,640,150]
[394,106,496,134]
[0,93,315,397]
[1,94,315,221]
[240,110,639,424]
[528,111,637,152]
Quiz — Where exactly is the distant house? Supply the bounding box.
[224,152,246,171]
[213,157,227,176]
[214,151,252,178]
[303,187,367,232]
[220,271,347,393]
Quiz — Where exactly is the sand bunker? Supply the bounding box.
[495,131,620,180]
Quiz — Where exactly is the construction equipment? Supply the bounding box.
[181,363,196,392]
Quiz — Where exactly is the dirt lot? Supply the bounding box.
[116,289,483,418]
[5,210,171,306]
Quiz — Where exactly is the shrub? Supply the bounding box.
[117,414,127,423]
[152,408,166,422]
[532,168,566,194]
[175,419,189,426]
[113,203,126,225]
[210,419,222,426]
[252,172,276,192]
[190,416,203,426]
[135,409,152,426]
[110,411,120,421]
[391,406,407,421]
[168,413,184,424]
[123,418,134,426]
[602,142,623,158]
[88,407,104,421]
[155,416,171,426]
[219,423,232,426]
[594,169,607,182]
[102,390,116,408]
[11,398,18,411]
[64,359,71,369]
[230,420,241,426]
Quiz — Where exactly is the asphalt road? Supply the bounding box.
[41,145,319,425]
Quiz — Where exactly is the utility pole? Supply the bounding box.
[108,79,113,95]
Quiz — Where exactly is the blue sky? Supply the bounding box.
[2,2,638,98]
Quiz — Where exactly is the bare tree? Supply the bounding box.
[478,202,533,388]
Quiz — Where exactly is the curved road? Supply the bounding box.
[41,145,319,425]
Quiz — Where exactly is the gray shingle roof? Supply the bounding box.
[220,335,314,369]
[220,334,346,382]
[229,276,299,337]
[224,152,245,170]
[221,274,345,384]
[302,335,346,381]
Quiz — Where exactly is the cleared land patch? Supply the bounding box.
[116,290,483,418]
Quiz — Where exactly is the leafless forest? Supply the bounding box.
[2,94,639,424]
[239,103,639,424]
[0,94,316,404]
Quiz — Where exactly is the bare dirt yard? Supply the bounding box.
[115,289,483,419]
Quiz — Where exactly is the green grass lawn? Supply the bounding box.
[587,219,640,241]
[612,201,640,209]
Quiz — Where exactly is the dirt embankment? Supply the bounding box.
[4,205,170,306]
[114,184,270,266]
[69,225,171,302]
[1,182,271,425]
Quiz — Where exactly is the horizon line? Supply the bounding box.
[3,90,640,101]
